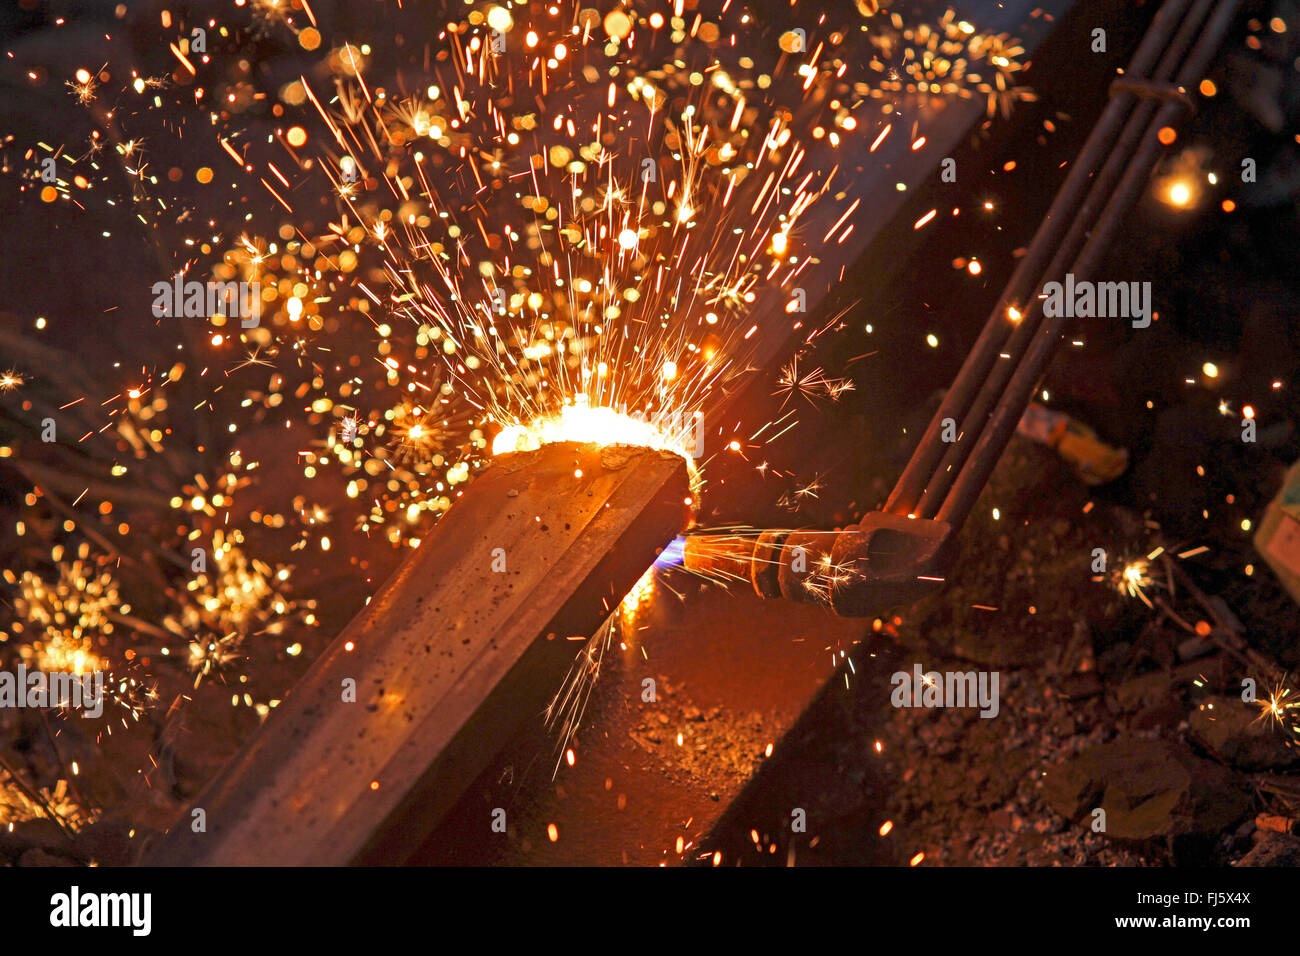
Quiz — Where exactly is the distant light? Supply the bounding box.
[1203,362,1219,378]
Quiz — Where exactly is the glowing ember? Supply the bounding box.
[492,398,698,464]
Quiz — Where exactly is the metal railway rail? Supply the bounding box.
[146,443,690,865]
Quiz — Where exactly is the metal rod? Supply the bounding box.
[915,0,1218,519]
[939,0,1242,529]
[885,0,1195,516]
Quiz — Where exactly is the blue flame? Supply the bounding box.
[655,535,686,567]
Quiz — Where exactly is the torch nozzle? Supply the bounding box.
[683,513,959,617]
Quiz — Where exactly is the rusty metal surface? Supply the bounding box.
[413,579,865,864]
[144,441,689,865]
